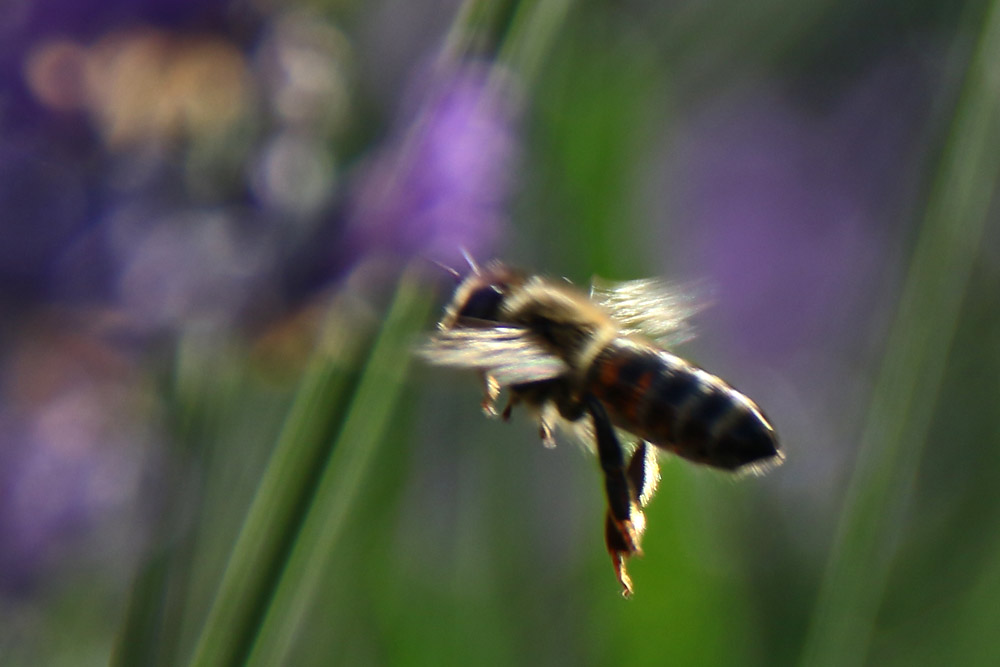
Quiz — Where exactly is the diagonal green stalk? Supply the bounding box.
[113,536,175,667]
[113,334,251,667]
[497,0,574,89]
[187,294,378,667]
[244,266,432,666]
[800,3,1000,665]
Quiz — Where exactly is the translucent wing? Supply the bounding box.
[590,277,706,347]
[418,326,569,387]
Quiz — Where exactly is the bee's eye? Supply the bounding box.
[458,285,505,321]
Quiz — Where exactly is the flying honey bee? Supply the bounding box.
[419,259,783,596]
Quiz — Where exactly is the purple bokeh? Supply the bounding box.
[670,58,930,363]
[346,63,520,269]
[0,330,152,595]
[0,3,262,311]
[0,1,353,597]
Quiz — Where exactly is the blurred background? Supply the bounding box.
[1,0,998,665]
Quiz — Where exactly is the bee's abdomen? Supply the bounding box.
[585,340,781,471]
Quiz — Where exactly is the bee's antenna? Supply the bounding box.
[419,256,463,282]
[460,248,480,274]
[434,260,462,282]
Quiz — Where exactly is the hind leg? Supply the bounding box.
[585,396,659,597]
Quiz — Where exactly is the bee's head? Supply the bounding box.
[440,261,524,328]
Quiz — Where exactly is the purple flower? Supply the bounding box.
[347,63,521,269]
[647,56,940,494]
[106,203,279,332]
[668,57,930,363]
[0,328,155,595]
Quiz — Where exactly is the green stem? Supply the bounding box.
[188,296,376,667]
[244,267,432,666]
[113,335,246,667]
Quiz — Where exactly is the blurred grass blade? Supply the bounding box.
[497,0,574,88]
[113,335,251,667]
[113,543,174,667]
[441,0,515,60]
[442,0,574,76]
[187,292,378,667]
[244,266,432,666]
[801,2,1000,665]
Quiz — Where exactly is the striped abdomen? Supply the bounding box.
[584,339,781,471]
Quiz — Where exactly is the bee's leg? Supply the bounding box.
[585,396,633,533]
[585,396,644,596]
[602,441,660,598]
[512,383,560,448]
[501,394,519,421]
[500,395,554,449]
[539,418,556,448]
[605,513,635,597]
[480,373,501,417]
[498,385,529,425]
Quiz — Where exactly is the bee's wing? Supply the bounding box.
[590,277,706,347]
[418,326,569,386]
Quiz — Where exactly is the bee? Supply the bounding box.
[419,259,783,596]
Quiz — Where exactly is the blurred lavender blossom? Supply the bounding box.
[662,56,936,498]
[108,205,280,332]
[3,4,358,320]
[0,1,356,603]
[0,326,155,595]
[670,57,931,364]
[347,63,522,269]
